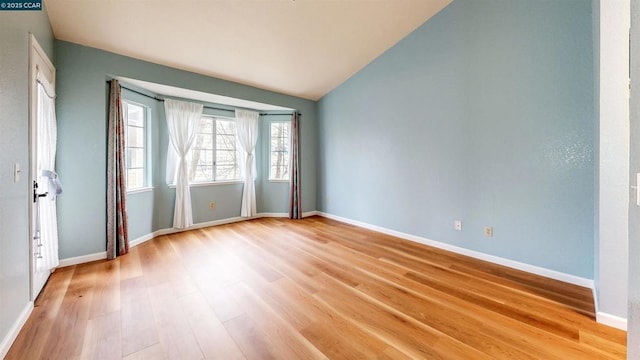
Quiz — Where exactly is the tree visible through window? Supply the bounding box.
[123,101,147,190]
[270,121,290,180]
[191,116,240,182]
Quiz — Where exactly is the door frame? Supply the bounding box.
[28,33,56,301]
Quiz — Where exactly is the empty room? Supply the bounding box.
[1,0,637,359]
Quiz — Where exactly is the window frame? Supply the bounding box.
[269,120,291,182]
[190,115,242,184]
[122,99,150,192]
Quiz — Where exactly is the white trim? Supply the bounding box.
[316,212,594,289]
[58,252,107,267]
[0,301,33,359]
[61,212,321,266]
[129,232,157,248]
[303,210,319,217]
[589,287,628,331]
[258,212,288,218]
[168,180,243,188]
[127,186,153,195]
[129,216,248,247]
[190,180,243,187]
[53,209,628,333]
[58,210,596,289]
[596,312,628,331]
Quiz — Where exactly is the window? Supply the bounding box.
[123,101,148,190]
[191,116,240,182]
[270,121,290,181]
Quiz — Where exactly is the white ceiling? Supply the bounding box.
[45,0,451,101]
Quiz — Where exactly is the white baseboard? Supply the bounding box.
[51,209,629,332]
[0,301,33,359]
[59,210,595,289]
[316,214,631,329]
[316,212,594,289]
[63,212,319,265]
[58,251,107,267]
[596,312,628,331]
[130,216,248,247]
[258,212,288,218]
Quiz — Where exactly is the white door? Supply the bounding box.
[29,34,58,300]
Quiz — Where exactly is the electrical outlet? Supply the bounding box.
[454,220,462,231]
[484,226,493,237]
[209,202,216,209]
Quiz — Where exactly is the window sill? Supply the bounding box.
[168,180,244,188]
[127,186,153,194]
[268,179,290,183]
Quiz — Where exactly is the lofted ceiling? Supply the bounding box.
[45,0,451,101]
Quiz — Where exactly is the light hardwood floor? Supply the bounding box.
[6,216,626,359]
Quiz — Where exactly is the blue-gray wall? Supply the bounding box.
[592,0,601,300]
[55,41,317,259]
[629,0,639,352]
[123,86,292,240]
[0,5,54,352]
[317,0,595,278]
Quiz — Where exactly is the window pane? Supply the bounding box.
[270,165,289,180]
[271,152,289,168]
[270,138,289,152]
[200,149,214,165]
[124,101,147,190]
[216,134,236,151]
[127,168,144,189]
[193,165,213,183]
[190,117,215,182]
[217,119,236,135]
[128,126,144,147]
[200,117,214,133]
[216,165,239,181]
[195,132,213,150]
[269,121,291,180]
[215,119,239,181]
[217,149,236,164]
[191,117,241,182]
[127,104,144,127]
[128,148,144,168]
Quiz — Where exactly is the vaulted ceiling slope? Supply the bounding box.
[45,0,451,100]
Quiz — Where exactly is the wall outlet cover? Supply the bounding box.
[454,220,462,231]
[484,226,493,237]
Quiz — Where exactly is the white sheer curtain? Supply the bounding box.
[36,78,59,270]
[164,99,203,228]
[235,109,260,217]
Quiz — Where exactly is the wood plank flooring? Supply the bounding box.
[5,216,626,359]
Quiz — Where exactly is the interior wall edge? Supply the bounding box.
[57,252,109,268]
[0,301,34,359]
[596,312,628,331]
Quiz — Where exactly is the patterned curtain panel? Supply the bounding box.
[289,112,302,219]
[106,79,129,259]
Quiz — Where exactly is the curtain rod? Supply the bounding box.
[106,80,300,116]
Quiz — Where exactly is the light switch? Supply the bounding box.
[14,163,20,183]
